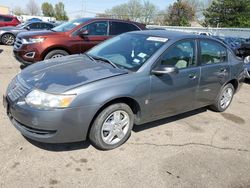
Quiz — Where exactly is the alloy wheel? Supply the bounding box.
[101,110,130,145]
[220,87,233,109]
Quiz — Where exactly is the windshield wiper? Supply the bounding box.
[91,55,118,69]
[84,53,96,62]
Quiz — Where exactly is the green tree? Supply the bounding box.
[165,0,195,26]
[54,2,68,21]
[203,0,250,27]
[41,2,54,17]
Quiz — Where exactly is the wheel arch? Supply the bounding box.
[42,46,71,60]
[87,97,142,138]
[225,79,239,92]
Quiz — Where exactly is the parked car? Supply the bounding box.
[237,42,250,58]
[0,22,55,45]
[13,18,146,66]
[27,18,42,22]
[0,14,20,27]
[4,30,248,150]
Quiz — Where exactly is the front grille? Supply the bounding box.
[7,76,31,101]
[14,37,22,49]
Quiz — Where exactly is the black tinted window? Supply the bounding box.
[28,23,41,29]
[200,40,227,65]
[110,21,140,35]
[160,40,196,69]
[41,23,54,29]
[82,21,108,36]
[4,17,13,22]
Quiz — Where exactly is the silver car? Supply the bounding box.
[0,22,55,45]
[3,30,248,150]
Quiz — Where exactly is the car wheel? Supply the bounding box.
[210,83,235,112]
[1,33,15,45]
[89,103,134,150]
[44,50,69,60]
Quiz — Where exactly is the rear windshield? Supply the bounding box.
[51,18,91,32]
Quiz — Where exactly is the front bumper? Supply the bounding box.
[3,95,98,143]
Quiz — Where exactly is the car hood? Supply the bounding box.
[17,30,62,38]
[20,54,128,93]
[0,26,20,31]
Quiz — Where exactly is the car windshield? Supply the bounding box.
[87,33,168,71]
[16,23,28,28]
[51,18,90,32]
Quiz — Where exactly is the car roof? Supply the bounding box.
[129,29,222,42]
[0,14,16,18]
[79,17,145,26]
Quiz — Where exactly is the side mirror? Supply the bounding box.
[24,26,30,30]
[152,65,178,76]
[244,56,250,64]
[79,30,89,37]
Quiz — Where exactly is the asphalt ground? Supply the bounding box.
[0,45,250,188]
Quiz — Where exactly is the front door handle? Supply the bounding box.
[189,74,197,80]
[220,68,227,73]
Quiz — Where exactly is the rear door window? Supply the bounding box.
[200,40,227,65]
[41,23,54,29]
[110,21,140,35]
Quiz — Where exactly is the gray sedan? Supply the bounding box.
[0,22,55,45]
[3,30,247,150]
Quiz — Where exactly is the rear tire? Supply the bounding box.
[89,103,134,150]
[1,33,15,45]
[44,50,69,60]
[210,83,235,112]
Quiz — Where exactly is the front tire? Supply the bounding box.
[89,103,134,150]
[1,33,15,45]
[44,49,69,60]
[210,83,235,112]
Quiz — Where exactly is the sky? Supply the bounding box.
[0,0,176,19]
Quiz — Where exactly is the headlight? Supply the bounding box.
[22,38,45,44]
[25,89,76,109]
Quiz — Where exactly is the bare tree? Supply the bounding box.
[140,0,158,24]
[12,6,26,16]
[26,0,40,16]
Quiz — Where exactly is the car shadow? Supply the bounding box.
[24,137,91,152]
[0,49,3,54]
[133,107,207,132]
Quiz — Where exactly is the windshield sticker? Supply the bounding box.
[133,59,140,64]
[138,53,147,58]
[73,22,80,26]
[147,37,168,43]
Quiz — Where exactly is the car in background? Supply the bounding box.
[13,18,146,66]
[4,30,247,150]
[0,14,20,27]
[27,18,42,22]
[237,41,250,58]
[0,22,55,45]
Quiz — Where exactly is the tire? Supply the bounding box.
[1,33,15,45]
[44,49,69,60]
[89,103,134,150]
[210,83,235,112]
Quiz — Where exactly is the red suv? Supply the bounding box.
[13,18,146,66]
[0,14,20,27]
